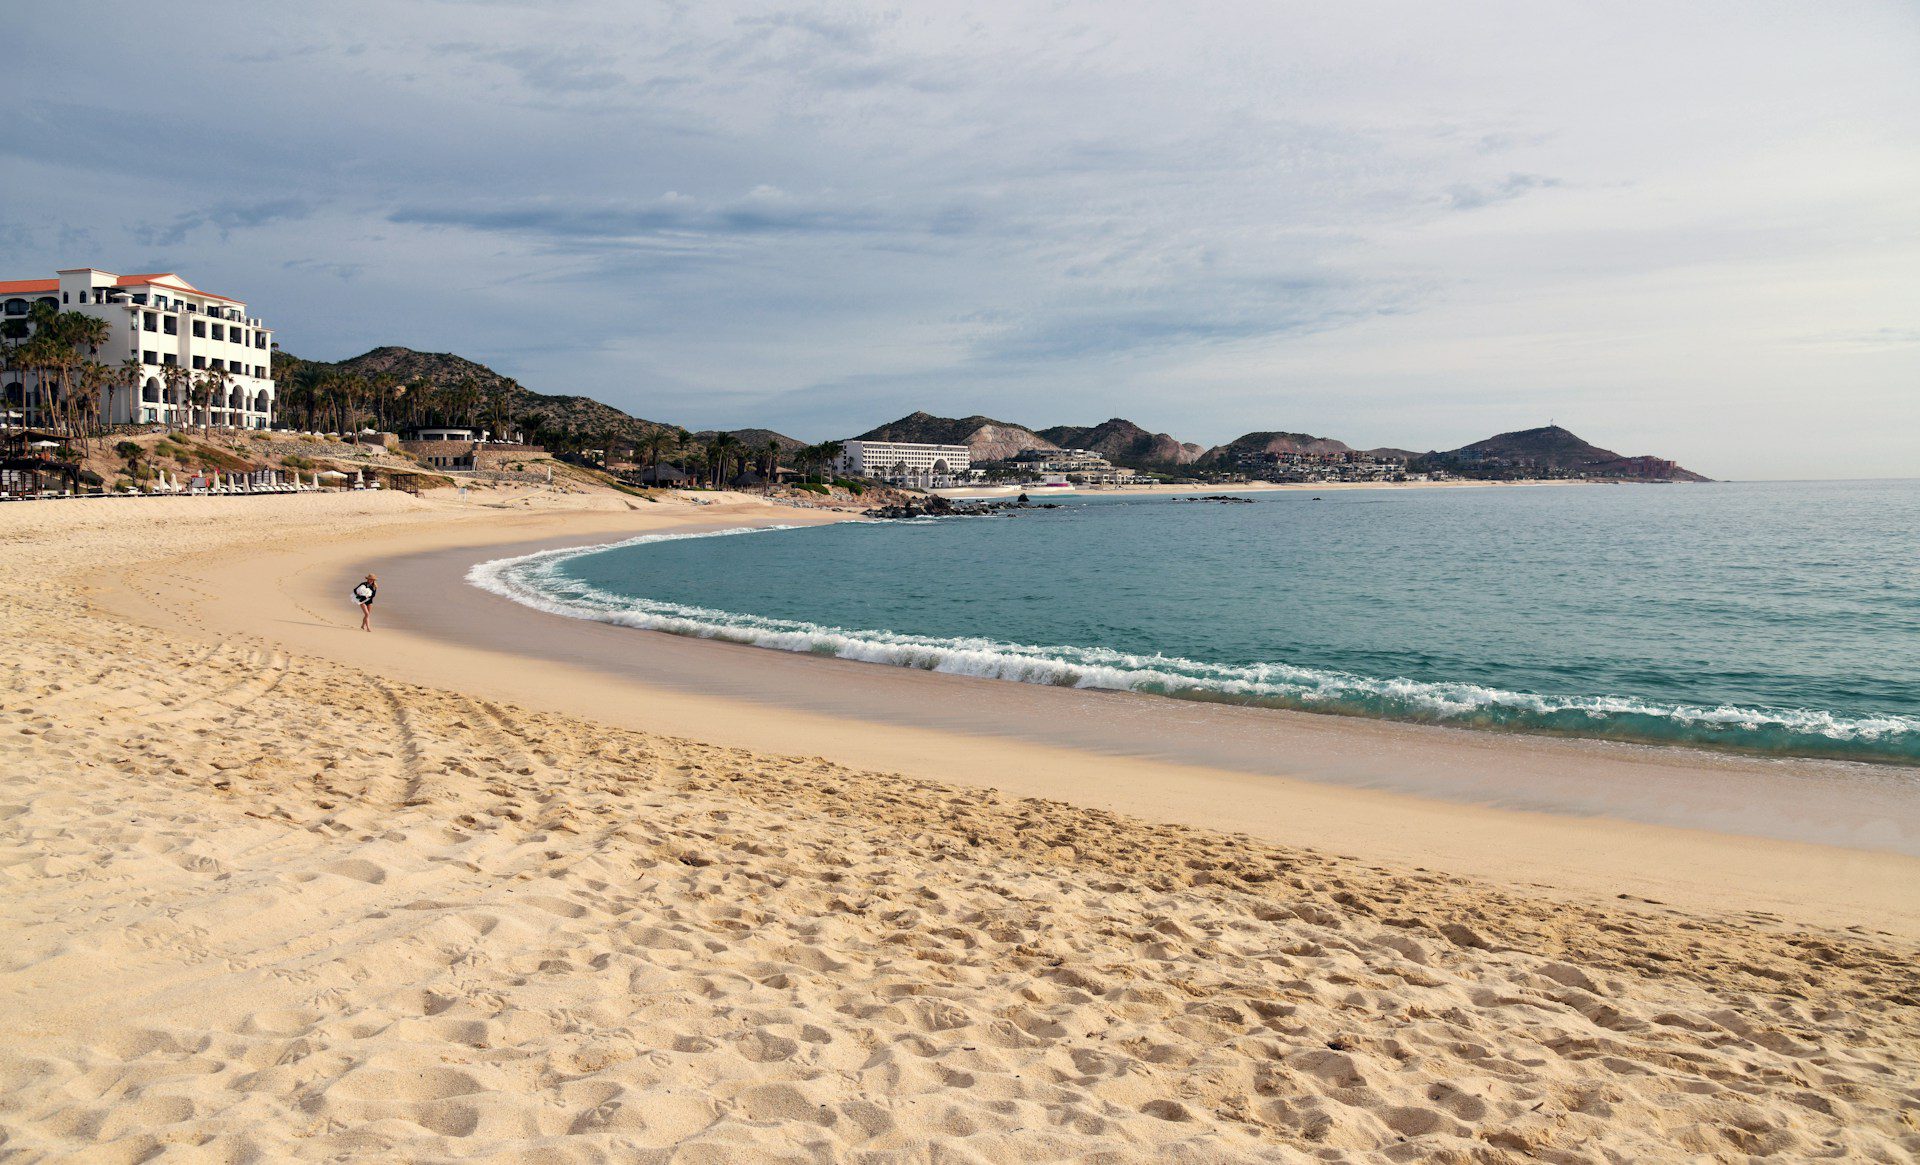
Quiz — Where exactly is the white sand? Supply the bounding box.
[1,491,1915,1162]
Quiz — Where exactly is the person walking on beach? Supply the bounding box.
[354,574,378,632]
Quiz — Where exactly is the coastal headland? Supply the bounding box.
[3,488,1916,1161]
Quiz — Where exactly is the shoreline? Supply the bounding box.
[935,477,1632,500]
[92,494,1920,935]
[470,517,1917,773]
[1081,477,1623,496]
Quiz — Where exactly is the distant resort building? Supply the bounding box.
[1006,447,1136,485]
[1,268,276,430]
[834,439,970,488]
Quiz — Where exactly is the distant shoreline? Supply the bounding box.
[1079,477,1621,496]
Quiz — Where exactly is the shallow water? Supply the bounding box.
[472,481,1920,764]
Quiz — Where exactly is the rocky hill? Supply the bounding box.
[853,412,1058,461]
[1427,425,1709,480]
[1196,431,1356,463]
[295,347,673,445]
[689,428,808,452]
[1037,418,1205,467]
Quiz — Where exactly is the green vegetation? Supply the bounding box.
[166,441,253,473]
[794,482,830,495]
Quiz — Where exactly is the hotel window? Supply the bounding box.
[163,353,177,366]
[142,351,158,365]
[255,334,267,349]
[143,313,158,332]
[192,320,206,337]
[211,324,224,341]
[193,356,205,369]
[164,317,177,335]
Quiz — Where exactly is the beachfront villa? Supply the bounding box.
[0,268,275,430]
[834,439,971,488]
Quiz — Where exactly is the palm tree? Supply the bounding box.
[74,361,110,444]
[13,330,59,430]
[815,441,844,484]
[114,356,145,429]
[761,438,781,491]
[63,313,109,437]
[192,367,228,432]
[493,378,520,441]
[67,313,110,360]
[634,428,667,477]
[710,432,741,488]
[370,372,400,432]
[161,365,189,433]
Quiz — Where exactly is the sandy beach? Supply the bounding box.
[3,489,1917,1162]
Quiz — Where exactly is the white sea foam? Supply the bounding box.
[468,527,1920,762]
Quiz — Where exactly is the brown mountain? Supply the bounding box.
[1435,425,1709,480]
[854,412,1058,461]
[1037,418,1205,467]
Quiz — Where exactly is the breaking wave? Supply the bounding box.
[469,527,1920,765]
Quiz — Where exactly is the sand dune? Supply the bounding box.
[1,493,1916,1162]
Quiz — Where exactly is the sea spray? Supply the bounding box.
[468,523,1920,765]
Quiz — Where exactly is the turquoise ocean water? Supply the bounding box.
[471,481,1920,764]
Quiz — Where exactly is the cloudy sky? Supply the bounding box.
[5,2,1916,478]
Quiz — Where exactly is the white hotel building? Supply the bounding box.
[833,439,971,488]
[1,268,275,429]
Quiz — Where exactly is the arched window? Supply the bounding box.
[35,297,57,311]
[143,377,161,403]
[254,391,270,413]
[3,299,26,316]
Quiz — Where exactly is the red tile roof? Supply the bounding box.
[0,272,244,304]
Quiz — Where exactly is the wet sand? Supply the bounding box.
[388,528,1919,855]
[126,496,1920,935]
